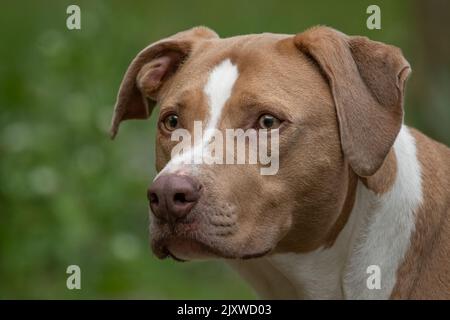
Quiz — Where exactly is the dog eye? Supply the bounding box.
[162,114,180,131]
[258,114,281,129]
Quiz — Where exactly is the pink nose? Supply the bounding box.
[147,174,202,224]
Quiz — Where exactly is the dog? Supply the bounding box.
[111,26,450,299]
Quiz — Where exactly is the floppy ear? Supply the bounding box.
[294,26,411,176]
[110,26,218,138]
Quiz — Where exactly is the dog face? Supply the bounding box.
[111,26,410,261]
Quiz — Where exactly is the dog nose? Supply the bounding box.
[147,174,202,223]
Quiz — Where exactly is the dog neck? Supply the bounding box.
[229,125,423,299]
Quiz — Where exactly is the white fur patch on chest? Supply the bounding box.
[266,126,423,299]
[343,126,423,299]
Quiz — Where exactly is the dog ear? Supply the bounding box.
[294,26,411,176]
[110,26,218,138]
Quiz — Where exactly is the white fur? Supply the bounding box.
[240,126,423,299]
[156,59,238,177]
[343,126,423,299]
[203,59,238,138]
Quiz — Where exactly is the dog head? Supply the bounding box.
[111,26,410,261]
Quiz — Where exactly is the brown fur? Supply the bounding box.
[361,149,398,194]
[110,27,218,138]
[324,167,358,248]
[390,129,450,299]
[112,26,450,299]
[295,27,410,177]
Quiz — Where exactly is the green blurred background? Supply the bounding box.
[0,0,449,299]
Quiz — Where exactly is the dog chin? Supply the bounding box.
[152,236,273,261]
[165,238,220,261]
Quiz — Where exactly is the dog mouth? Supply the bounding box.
[150,216,274,261]
[165,237,220,261]
[152,236,223,261]
[150,214,231,261]
[152,234,273,262]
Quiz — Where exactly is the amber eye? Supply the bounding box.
[258,114,281,129]
[162,114,180,131]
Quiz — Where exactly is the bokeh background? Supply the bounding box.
[0,0,449,299]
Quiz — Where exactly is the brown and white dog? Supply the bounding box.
[111,26,450,299]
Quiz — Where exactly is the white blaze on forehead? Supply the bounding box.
[155,59,239,178]
[203,59,239,136]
